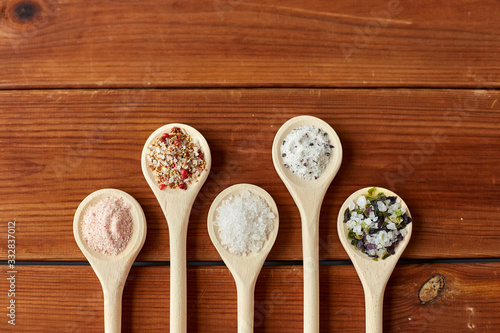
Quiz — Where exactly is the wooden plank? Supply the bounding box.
[0,88,499,261]
[0,0,499,88]
[1,263,499,331]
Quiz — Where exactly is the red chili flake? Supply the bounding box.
[174,140,180,146]
[181,174,187,180]
[163,177,167,181]
[178,183,186,190]
[172,163,176,168]
[181,169,188,177]
[162,133,170,139]
[199,153,204,159]
[160,137,166,143]
[159,184,166,190]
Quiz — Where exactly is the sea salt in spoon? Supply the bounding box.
[337,187,413,333]
[207,184,279,333]
[272,115,342,333]
[73,189,147,333]
[142,123,211,333]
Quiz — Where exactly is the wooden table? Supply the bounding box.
[1,0,499,331]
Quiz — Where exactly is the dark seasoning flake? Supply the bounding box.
[147,127,207,190]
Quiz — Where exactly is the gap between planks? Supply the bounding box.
[3,258,500,266]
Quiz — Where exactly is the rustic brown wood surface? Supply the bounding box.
[1,263,498,332]
[1,0,499,88]
[1,89,499,261]
[1,0,499,331]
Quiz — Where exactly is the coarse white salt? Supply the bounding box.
[214,190,275,256]
[280,126,333,180]
[81,196,133,256]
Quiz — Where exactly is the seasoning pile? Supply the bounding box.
[146,127,206,190]
[81,196,133,256]
[214,190,275,256]
[343,187,412,260]
[280,126,333,180]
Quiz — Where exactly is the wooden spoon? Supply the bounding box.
[207,184,279,333]
[141,123,211,333]
[272,115,342,332]
[73,188,147,333]
[337,187,413,333]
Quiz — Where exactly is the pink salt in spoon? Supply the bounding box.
[73,189,147,333]
[141,123,211,333]
[337,187,413,333]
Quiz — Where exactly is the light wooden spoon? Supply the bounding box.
[141,123,211,333]
[207,184,279,333]
[337,187,413,333]
[73,188,147,333]
[272,115,342,333]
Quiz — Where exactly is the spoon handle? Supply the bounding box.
[169,224,188,333]
[103,287,123,333]
[300,209,320,333]
[236,279,256,333]
[363,286,384,333]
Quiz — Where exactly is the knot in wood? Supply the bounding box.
[9,0,41,24]
[418,274,445,304]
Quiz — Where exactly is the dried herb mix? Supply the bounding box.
[343,187,412,260]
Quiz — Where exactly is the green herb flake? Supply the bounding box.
[382,253,391,260]
[396,209,402,217]
[368,187,376,195]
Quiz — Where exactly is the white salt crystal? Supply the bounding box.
[214,190,275,256]
[357,196,367,208]
[280,126,332,180]
[377,201,387,212]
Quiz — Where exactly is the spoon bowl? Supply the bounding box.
[141,123,211,210]
[141,123,211,333]
[207,184,279,333]
[337,187,413,333]
[73,188,147,333]
[272,115,342,332]
[272,115,343,191]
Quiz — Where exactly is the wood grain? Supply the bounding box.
[0,0,499,88]
[1,263,499,332]
[0,88,499,261]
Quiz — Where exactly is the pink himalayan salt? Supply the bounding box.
[82,196,133,256]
